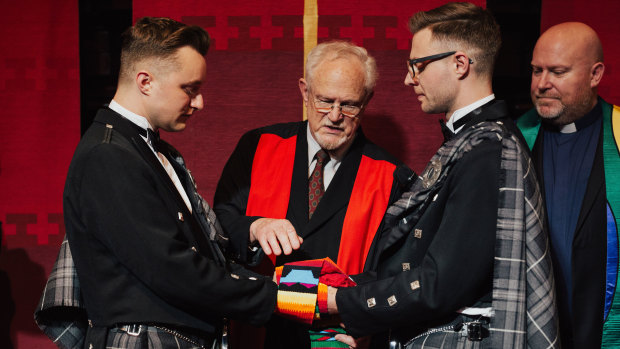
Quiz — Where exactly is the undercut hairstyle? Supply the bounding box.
[119,17,210,81]
[305,41,378,96]
[409,2,501,77]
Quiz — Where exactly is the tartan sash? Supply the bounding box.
[387,120,559,348]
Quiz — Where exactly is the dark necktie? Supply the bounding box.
[147,128,161,152]
[439,112,474,143]
[439,119,454,143]
[309,149,330,219]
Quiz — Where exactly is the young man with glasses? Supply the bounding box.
[325,3,559,348]
[213,41,412,348]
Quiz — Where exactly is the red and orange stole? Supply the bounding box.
[275,258,356,348]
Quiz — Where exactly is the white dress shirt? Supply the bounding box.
[306,124,342,189]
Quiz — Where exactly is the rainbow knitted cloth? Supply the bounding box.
[275,258,356,348]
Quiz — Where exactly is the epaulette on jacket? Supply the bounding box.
[102,123,114,144]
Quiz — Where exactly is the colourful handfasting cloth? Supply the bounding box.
[275,257,356,348]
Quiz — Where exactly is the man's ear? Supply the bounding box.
[136,71,153,95]
[454,51,471,79]
[299,78,309,105]
[590,62,605,88]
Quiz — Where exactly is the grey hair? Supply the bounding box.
[305,41,378,95]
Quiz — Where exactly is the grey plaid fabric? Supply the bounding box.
[406,334,483,349]
[34,151,227,348]
[387,121,559,348]
[34,236,87,349]
[489,123,558,348]
[104,326,215,349]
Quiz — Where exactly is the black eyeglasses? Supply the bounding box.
[407,51,473,79]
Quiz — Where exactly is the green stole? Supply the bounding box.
[517,100,620,347]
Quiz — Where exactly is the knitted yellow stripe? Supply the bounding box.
[277,290,317,323]
[302,0,318,121]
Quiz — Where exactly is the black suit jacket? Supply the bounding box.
[529,123,607,349]
[63,108,277,334]
[336,100,524,340]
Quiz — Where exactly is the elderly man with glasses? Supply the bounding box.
[322,3,558,348]
[213,40,412,348]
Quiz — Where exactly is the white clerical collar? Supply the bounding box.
[446,94,495,134]
[109,100,154,132]
[557,123,578,133]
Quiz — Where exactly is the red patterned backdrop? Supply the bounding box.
[0,0,80,348]
[131,0,480,204]
[1,0,619,348]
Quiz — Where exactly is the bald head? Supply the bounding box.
[530,22,605,125]
[538,22,603,64]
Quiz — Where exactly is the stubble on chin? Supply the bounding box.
[422,102,450,116]
[316,133,346,151]
[535,102,564,123]
[421,104,440,114]
[535,96,593,126]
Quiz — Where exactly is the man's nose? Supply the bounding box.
[191,93,204,111]
[404,72,418,86]
[536,71,552,91]
[327,105,345,122]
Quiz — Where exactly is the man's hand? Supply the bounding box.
[327,286,339,314]
[250,218,303,256]
[334,333,370,349]
[333,319,370,349]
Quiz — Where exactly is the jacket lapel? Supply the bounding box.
[287,124,311,230]
[94,109,192,220]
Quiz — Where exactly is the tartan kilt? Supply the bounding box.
[102,326,217,349]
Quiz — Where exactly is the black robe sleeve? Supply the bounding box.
[213,129,265,262]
